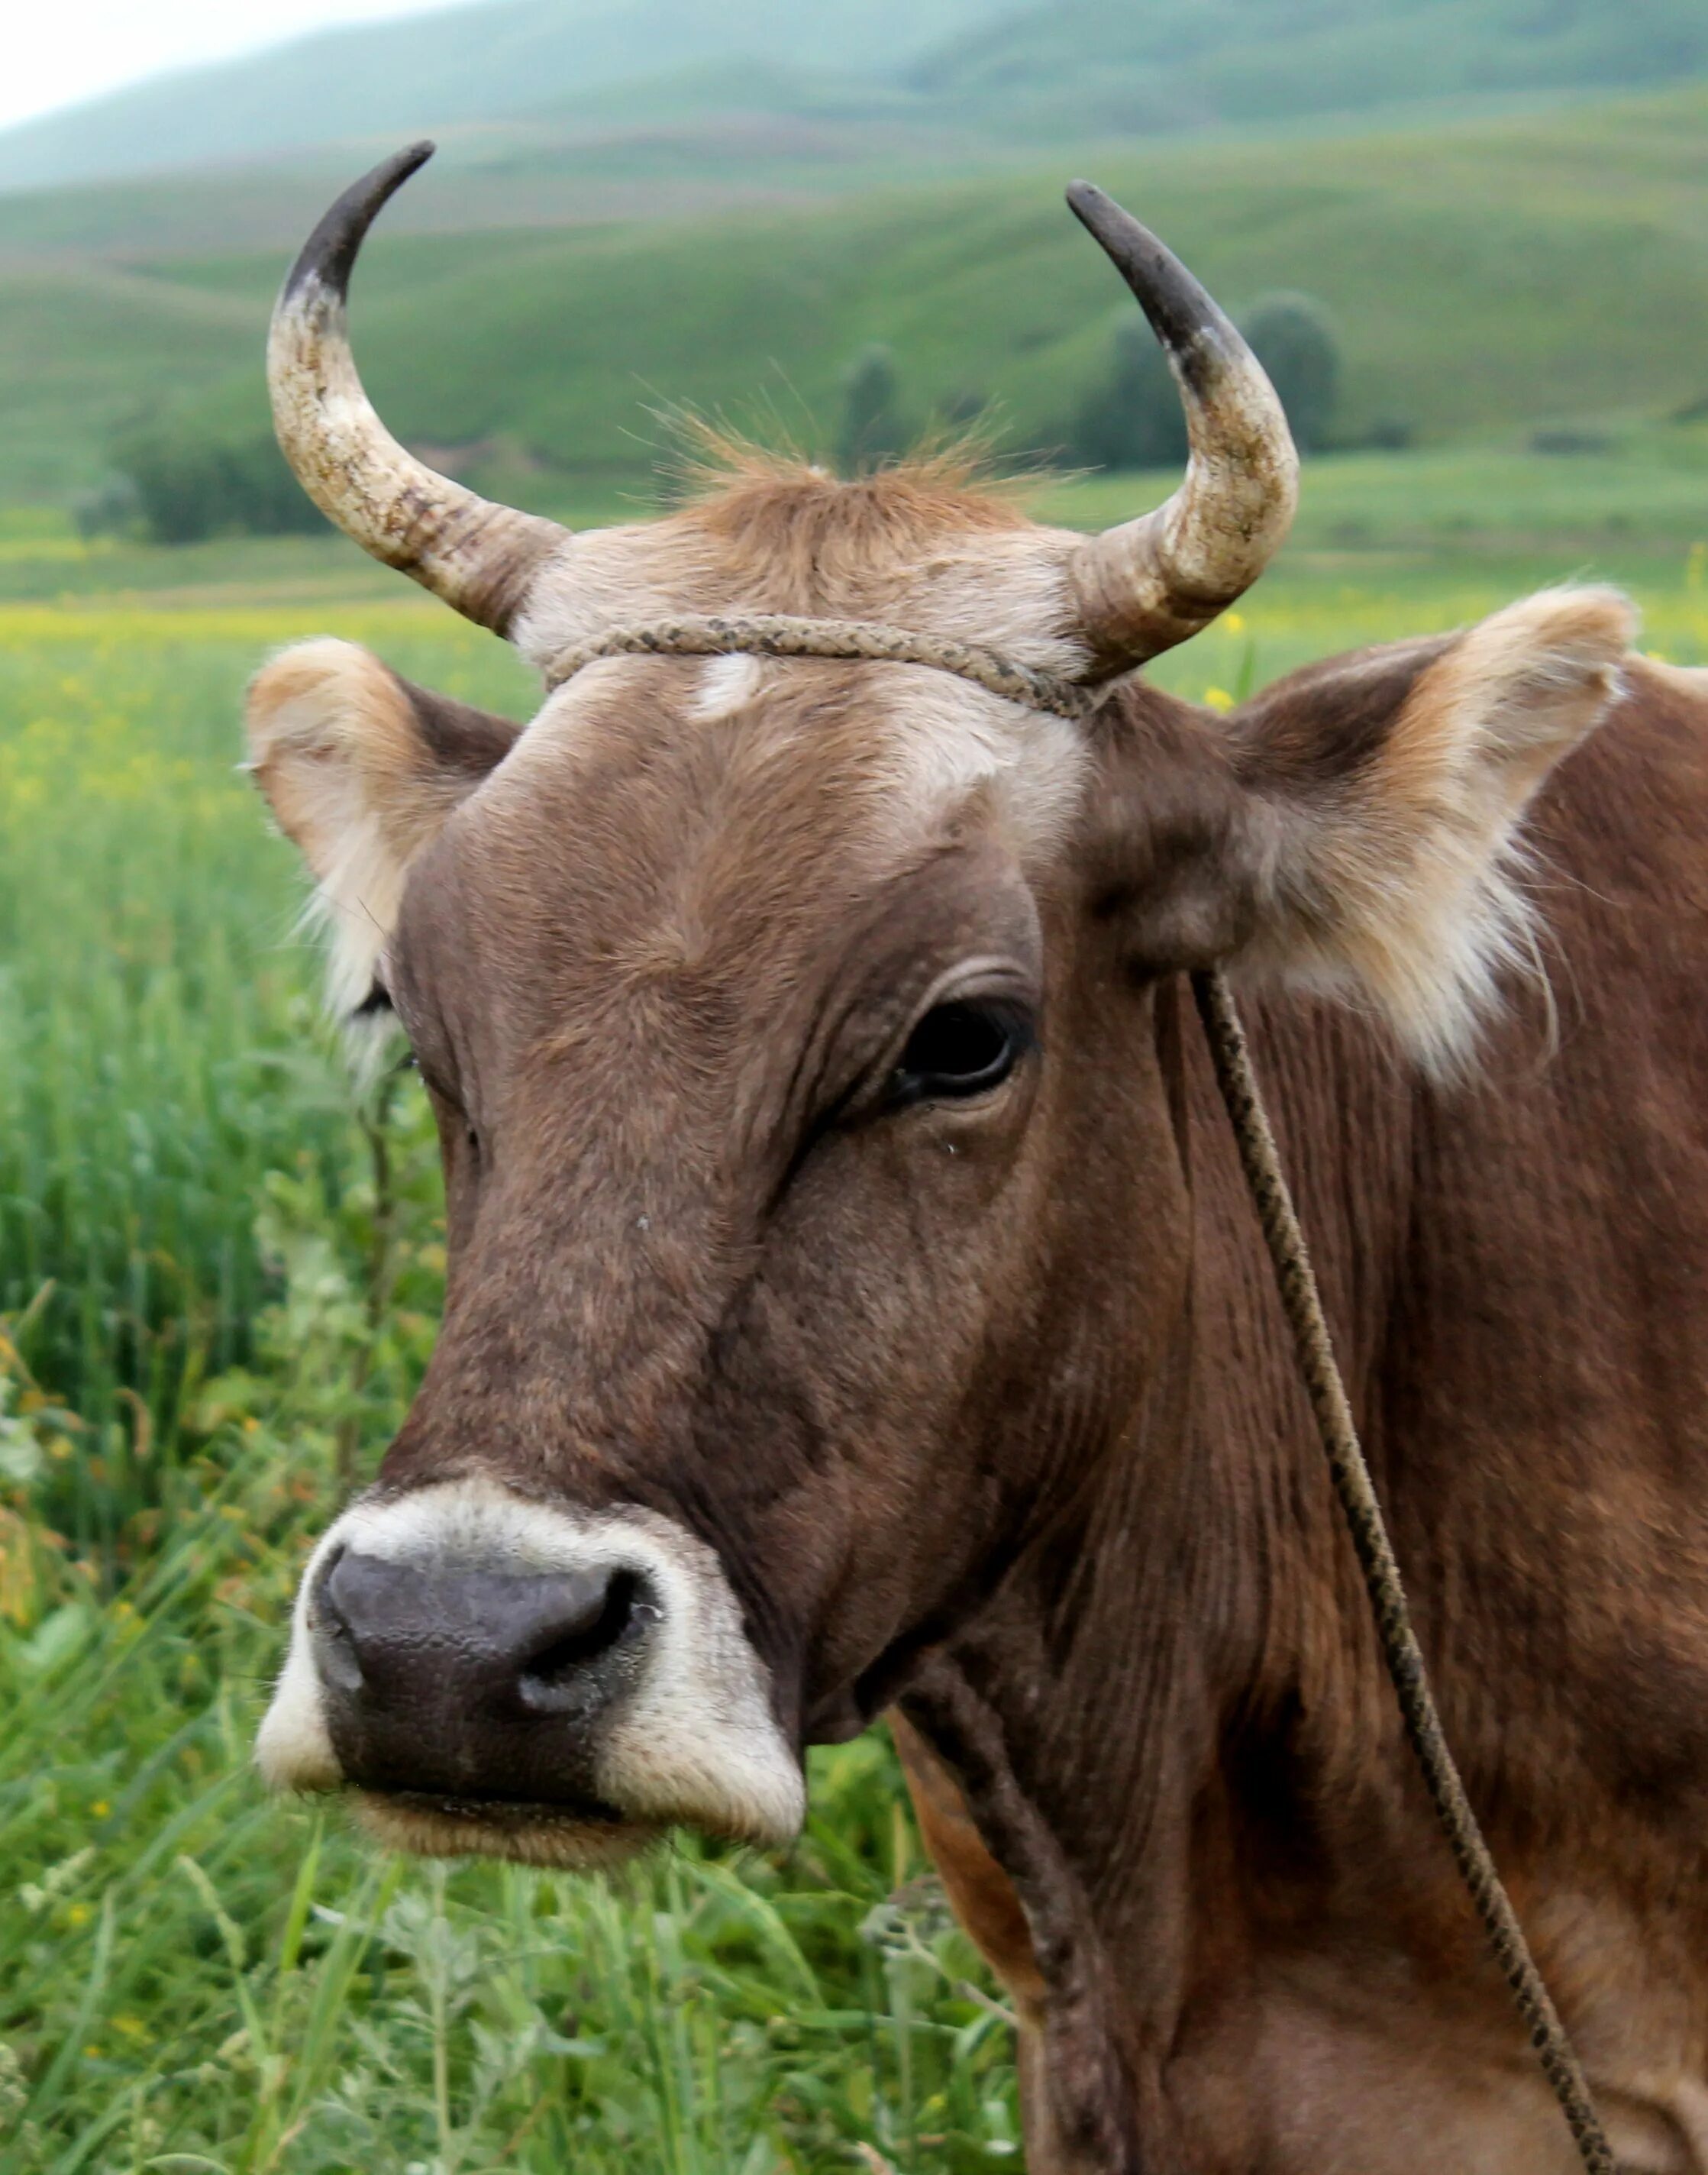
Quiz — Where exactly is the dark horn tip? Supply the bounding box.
[1065,178,1151,258]
[1065,178,1229,371]
[281,140,437,308]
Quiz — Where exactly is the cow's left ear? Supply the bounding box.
[1097,587,1633,1071]
[247,638,520,1018]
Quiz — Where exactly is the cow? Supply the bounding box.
[247,144,1708,2173]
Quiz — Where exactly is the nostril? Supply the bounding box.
[314,1546,366,1693]
[518,1571,654,1714]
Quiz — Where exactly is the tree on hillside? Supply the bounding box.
[1240,292,1341,454]
[837,344,909,474]
[112,425,326,545]
[1068,313,1188,473]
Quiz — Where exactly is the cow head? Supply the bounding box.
[251,146,1630,1869]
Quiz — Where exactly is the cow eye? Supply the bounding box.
[890,1000,1032,1107]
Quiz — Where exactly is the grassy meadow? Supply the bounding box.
[2,444,1707,2174]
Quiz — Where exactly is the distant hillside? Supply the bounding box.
[0,108,1013,266]
[909,0,1708,135]
[0,0,1005,195]
[0,0,1705,203]
[2,86,1706,505]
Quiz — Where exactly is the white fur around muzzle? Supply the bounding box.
[255,1478,806,1858]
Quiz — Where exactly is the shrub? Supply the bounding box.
[1073,290,1344,469]
[111,426,326,545]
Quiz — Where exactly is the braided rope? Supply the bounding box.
[547,612,1610,2170]
[1190,968,1612,2174]
[544,612,1099,721]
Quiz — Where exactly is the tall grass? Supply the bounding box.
[0,602,531,1550]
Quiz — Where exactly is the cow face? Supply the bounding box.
[247,149,1629,1865]
[249,535,1628,1866]
[246,504,1104,1863]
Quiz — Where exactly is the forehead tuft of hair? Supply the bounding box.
[670,430,1034,579]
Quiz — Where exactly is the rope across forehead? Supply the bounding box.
[544,613,1102,723]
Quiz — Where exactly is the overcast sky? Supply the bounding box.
[0,0,449,134]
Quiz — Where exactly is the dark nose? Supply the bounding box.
[312,1550,655,1801]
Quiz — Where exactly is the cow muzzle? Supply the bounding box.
[254,1478,805,1867]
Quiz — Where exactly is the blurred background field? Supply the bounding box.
[4,0,1708,2166]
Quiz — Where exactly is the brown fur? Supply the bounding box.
[247,464,1703,2173]
[684,441,1033,603]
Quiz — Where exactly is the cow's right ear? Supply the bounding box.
[246,638,520,1017]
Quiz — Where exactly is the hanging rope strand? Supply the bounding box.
[1190,967,1613,2175]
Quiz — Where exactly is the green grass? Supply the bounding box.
[5,81,1708,504]
[0,597,528,1551]
[4,457,1708,2172]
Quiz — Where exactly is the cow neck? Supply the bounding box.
[1187,975,1610,2171]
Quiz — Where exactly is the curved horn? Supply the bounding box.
[270,142,567,635]
[1065,183,1298,674]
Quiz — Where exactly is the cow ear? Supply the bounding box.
[1105,587,1633,1071]
[246,638,520,1019]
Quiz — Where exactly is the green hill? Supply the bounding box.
[0,0,1704,205]
[3,85,1706,507]
[0,263,257,503]
[0,0,1007,195]
[908,0,1708,136]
